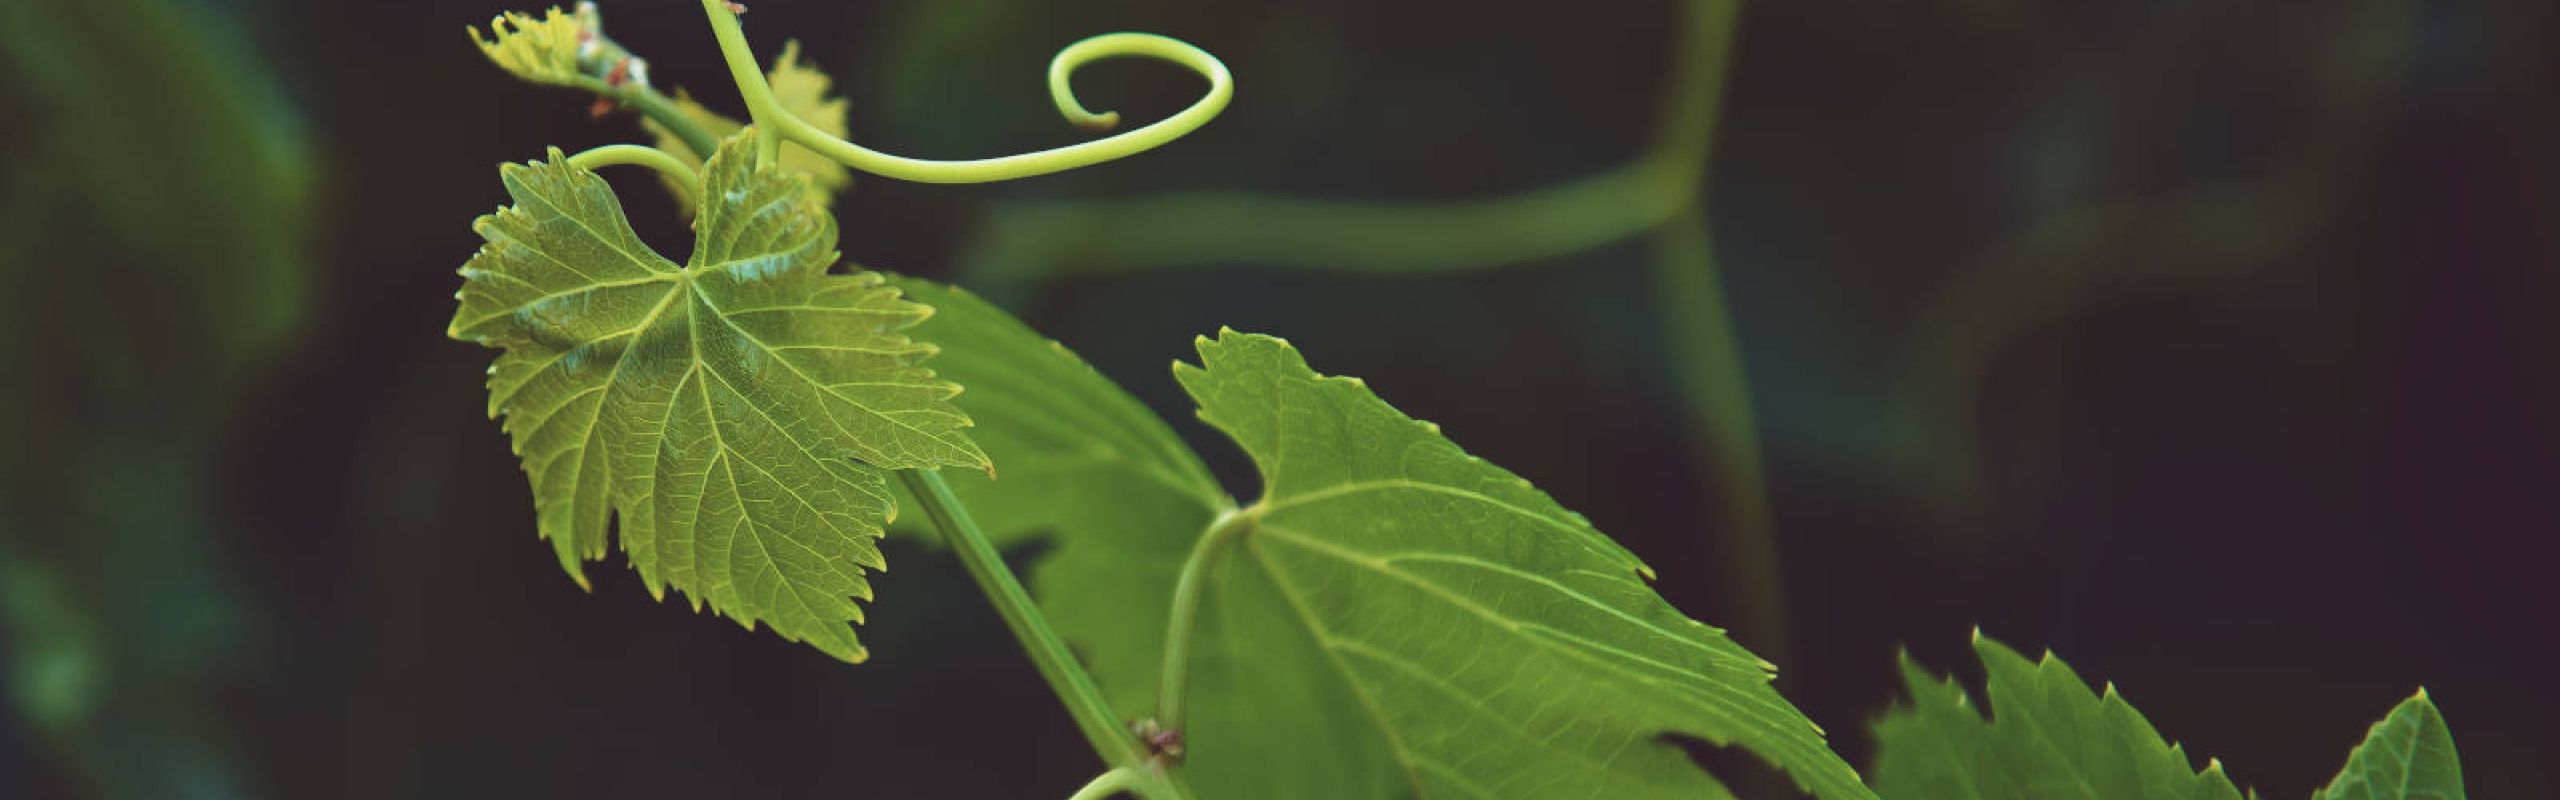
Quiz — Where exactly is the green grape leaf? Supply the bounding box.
[2314,691,2464,800]
[872,280,1396,798]
[875,279,1235,772]
[1871,633,2246,800]
[645,40,853,210]
[867,302,1867,798]
[1163,330,1873,800]
[448,132,987,662]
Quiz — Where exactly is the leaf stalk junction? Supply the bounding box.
[680,2,1225,796]
[474,2,1232,795]
[561,0,1232,189]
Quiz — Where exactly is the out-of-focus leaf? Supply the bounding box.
[0,0,310,378]
[0,560,99,730]
[449,133,985,663]
[0,0,310,796]
[1871,633,2246,800]
[2315,691,2465,800]
[644,41,853,209]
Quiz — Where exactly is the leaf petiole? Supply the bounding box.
[1066,766,1188,800]
[894,470,1172,788]
[697,0,786,168]
[1064,768,1138,800]
[573,75,721,161]
[563,143,700,189]
[1152,506,1254,739]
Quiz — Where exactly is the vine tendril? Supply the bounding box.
[564,143,702,189]
[700,0,1230,184]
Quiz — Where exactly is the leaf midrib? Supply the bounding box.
[1254,521,1817,742]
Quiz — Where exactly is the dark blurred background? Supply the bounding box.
[3,0,2553,797]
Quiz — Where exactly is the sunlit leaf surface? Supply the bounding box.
[1871,633,2247,800]
[449,133,985,662]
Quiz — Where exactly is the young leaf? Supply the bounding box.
[1168,330,1875,800]
[448,133,987,662]
[644,41,854,209]
[2314,691,2464,800]
[1870,633,2245,800]
[467,7,584,88]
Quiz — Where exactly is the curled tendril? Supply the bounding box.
[700,0,1231,184]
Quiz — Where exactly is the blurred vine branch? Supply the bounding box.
[954,1,1725,281]
[1890,0,2419,517]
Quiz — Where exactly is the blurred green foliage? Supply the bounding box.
[0,0,313,796]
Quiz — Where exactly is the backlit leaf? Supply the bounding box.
[2314,691,2464,800]
[1871,633,2246,800]
[448,132,986,662]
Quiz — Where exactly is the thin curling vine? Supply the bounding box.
[450,4,2473,800]
[470,1,1231,194]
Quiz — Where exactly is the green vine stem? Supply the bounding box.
[565,143,700,187]
[939,0,1795,661]
[951,0,1729,282]
[1059,764,1187,800]
[895,469,1181,795]
[1646,204,1789,668]
[700,0,1231,183]
[1066,767,1147,800]
[1153,507,1254,738]
[894,470,1137,766]
[571,75,720,160]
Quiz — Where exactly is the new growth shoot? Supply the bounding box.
[471,1,1231,190]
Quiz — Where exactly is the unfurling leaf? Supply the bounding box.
[2315,691,2464,800]
[448,132,987,662]
[468,7,585,88]
[1871,633,2246,800]
[645,40,853,209]
[1163,330,1874,800]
